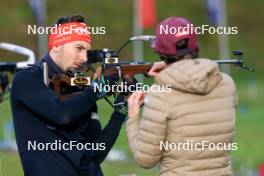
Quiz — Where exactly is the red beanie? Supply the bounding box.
[48,22,92,49]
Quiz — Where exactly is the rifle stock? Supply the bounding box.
[103,64,152,78]
[49,63,152,98]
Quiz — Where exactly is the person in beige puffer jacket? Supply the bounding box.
[126,17,237,176]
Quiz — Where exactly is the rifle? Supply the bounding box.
[86,35,253,71]
[45,36,156,97]
[48,36,254,106]
[44,61,152,100]
[0,42,36,103]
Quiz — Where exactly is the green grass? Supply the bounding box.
[233,107,264,170]
[102,161,158,176]
[0,151,23,176]
[0,95,13,140]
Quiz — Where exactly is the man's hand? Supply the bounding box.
[91,74,115,99]
[122,75,138,95]
[127,91,145,119]
[90,66,118,100]
[114,94,128,116]
[148,61,167,77]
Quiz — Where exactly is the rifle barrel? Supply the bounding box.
[0,62,17,72]
[215,59,242,64]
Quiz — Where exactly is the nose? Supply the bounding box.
[80,50,88,63]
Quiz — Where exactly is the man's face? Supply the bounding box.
[55,41,91,71]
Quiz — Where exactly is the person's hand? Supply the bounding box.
[127,91,145,119]
[114,94,128,116]
[122,75,138,95]
[91,74,115,99]
[148,61,167,77]
[90,66,118,100]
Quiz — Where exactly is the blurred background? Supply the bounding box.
[0,0,263,175]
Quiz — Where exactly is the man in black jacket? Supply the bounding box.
[10,15,126,176]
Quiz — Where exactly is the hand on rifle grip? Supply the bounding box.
[91,66,118,100]
[114,94,128,116]
[122,75,138,95]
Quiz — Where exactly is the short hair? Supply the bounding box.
[56,14,85,25]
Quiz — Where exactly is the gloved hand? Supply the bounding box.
[90,66,119,100]
[121,75,138,95]
[114,93,128,116]
[90,75,114,99]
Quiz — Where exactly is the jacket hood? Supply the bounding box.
[155,59,223,94]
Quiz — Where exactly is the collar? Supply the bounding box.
[39,53,64,77]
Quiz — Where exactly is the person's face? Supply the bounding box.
[55,41,91,71]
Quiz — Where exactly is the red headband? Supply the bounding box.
[48,22,92,49]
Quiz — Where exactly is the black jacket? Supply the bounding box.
[10,54,125,176]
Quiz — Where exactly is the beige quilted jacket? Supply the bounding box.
[126,59,237,176]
